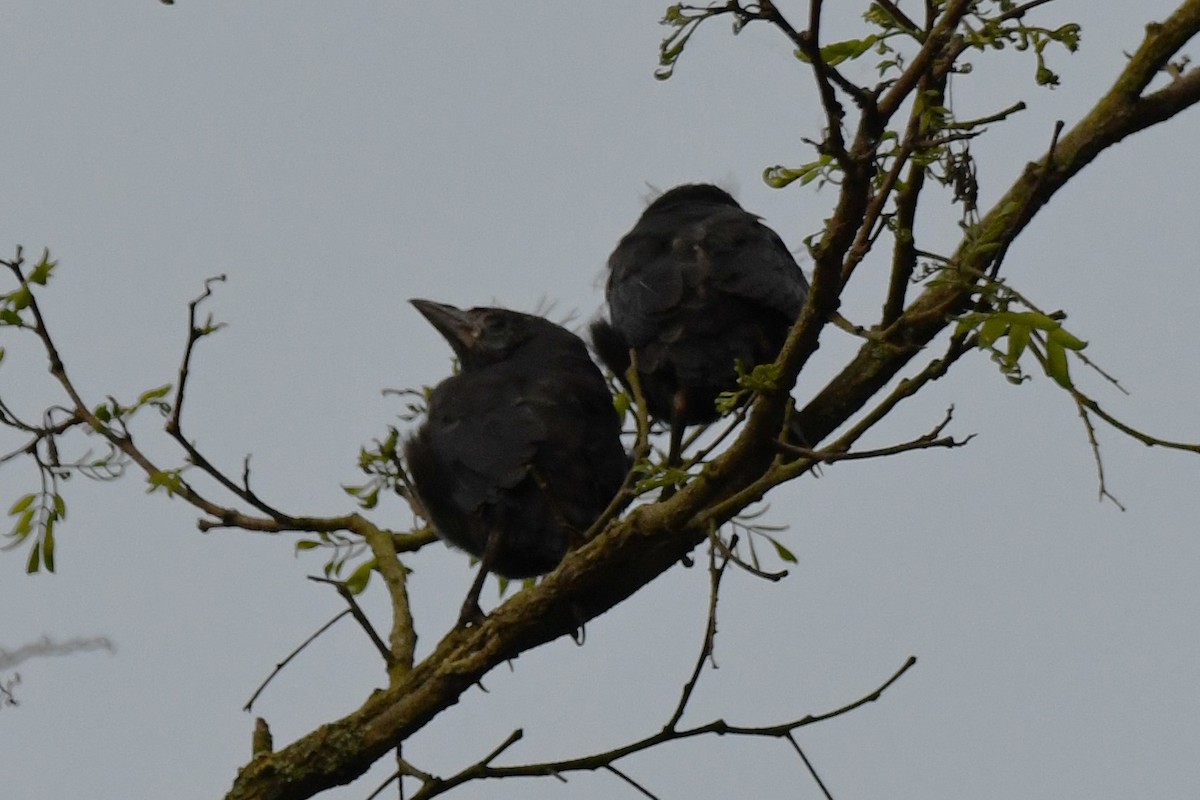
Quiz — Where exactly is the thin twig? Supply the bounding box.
[604,765,661,800]
[308,576,393,666]
[779,407,973,464]
[1069,393,1125,510]
[364,771,400,800]
[787,733,836,800]
[165,276,295,522]
[398,657,916,800]
[666,537,732,731]
[489,657,917,780]
[243,609,351,712]
[987,121,1065,281]
[584,353,654,539]
[407,730,525,800]
[762,0,850,164]
[709,524,788,582]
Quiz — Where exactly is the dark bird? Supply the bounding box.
[590,183,810,460]
[404,300,628,626]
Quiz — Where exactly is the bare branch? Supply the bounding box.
[709,524,788,582]
[448,657,916,789]
[779,406,973,466]
[760,0,851,164]
[787,733,836,800]
[666,538,731,731]
[1073,391,1200,455]
[386,656,914,800]
[308,576,392,666]
[165,276,301,522]
[604,765,661,800]
[243,610,351,712]
[1070,394,1126,511]
[405,730,525,800]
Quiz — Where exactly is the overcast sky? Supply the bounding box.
[3,2,1200,798]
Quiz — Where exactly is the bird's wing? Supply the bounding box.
[605,237,688,349]
[420,374,546,515]
[698,207,810,318]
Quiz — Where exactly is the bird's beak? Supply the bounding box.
[410,299,478,357]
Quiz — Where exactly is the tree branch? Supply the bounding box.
[666,538,731,731]
[308,576,393,666]
[362,523,417,678]
[243,610,352,713]
[396,656,915,800]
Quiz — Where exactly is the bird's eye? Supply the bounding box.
[485,316,514,336]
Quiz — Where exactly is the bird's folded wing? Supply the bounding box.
[422,381,545,514]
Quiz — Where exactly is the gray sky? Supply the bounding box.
[3,2,1199,798]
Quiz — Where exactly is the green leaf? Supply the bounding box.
[53,493,66,521]
[26,540,41,574]
[612,390,630,422]
[1035,63,1059,87]
[136,384,173,406]
[763,156,833,189]
[344,559,376,595]
[28,252,58,286]
[1005,323,1030,369]
[146,470,185,497]
[1047,326,1087,351]
[8,286,32,311]
[764,533,798,564]
[736,361,782,393]
[0,310,19,326]
[954,311,987,338]
[1044,338,1072,388]
[357,486,380,510]
[12,507,35,538]
[977,316,1009,348]
[794,36,878,67]
[1008,311,1061,331]
[714,388,747,416]
[42,520,56,572]
[294,539,322,553]
[9,493,35,516]
[1053,23,1082,52]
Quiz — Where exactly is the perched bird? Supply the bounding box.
[404,300,627,626]
[590,183,810,460]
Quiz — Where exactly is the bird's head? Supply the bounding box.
[645,183,740,214]
[410,300,545,369]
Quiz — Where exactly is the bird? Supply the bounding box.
[590,183,811,462]
[404,300,628,626]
